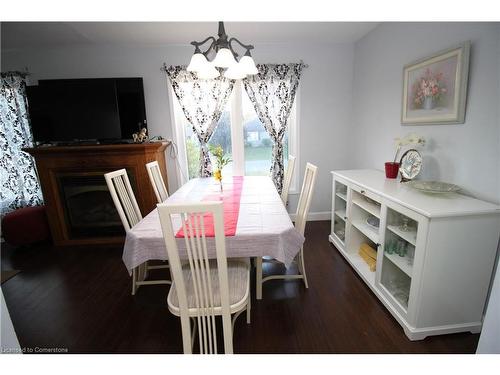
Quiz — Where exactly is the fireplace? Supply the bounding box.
[58,174,125,238]
[25,142,170,246]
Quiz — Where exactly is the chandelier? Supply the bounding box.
[187,22,258,80]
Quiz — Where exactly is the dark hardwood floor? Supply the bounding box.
[1,221,479,353]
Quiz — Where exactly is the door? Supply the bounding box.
[376,199,429,325]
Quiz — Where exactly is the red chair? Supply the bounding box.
[2,205,51,246]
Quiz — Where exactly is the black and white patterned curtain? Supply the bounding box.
[0,72,43,217]
[243,63,303,194]
[166,66,235,177]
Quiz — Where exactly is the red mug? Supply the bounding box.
[385,162,400,179]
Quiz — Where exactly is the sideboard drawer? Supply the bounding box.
[350,183,381,204]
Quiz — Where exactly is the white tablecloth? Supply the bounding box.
[122,176,305,273]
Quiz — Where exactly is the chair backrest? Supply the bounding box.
[157,201,233,354]
[104,169,142,231]
[146,161,169,203]
[280,155,296,205]
[295,163,318,236]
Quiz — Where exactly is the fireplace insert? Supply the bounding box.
[58,174,126,238]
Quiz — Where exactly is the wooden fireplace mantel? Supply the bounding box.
[25,142,170,246]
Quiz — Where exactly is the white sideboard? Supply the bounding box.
[329,169,500,340]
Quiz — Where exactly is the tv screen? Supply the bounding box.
[27,78,147,143]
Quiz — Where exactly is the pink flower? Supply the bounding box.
[412,68,446,107]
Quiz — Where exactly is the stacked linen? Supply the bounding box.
[358,243,377,272]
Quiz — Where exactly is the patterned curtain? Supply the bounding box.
[0,72,43,217]
[166,66,234,177]
[243,63,303,194]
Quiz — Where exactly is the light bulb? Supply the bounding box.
[187,53,208,72]
[239,55,258,75]
[212,48,237,68]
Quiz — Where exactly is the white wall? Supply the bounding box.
[1,42,354,215]
[351,22,500,204]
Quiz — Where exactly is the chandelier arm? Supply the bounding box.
[191,36,217,56]
[202,40,217,58]
[229,37,254,55]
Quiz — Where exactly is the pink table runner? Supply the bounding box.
[176,176,244,237]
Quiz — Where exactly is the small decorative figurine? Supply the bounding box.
[132,128,148,143]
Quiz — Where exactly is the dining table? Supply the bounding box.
[122,175,305,277]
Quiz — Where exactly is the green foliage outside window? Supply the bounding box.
[186,137,200,179]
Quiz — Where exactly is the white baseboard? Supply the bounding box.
[289,211,330,221]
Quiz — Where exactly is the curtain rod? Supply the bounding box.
[161,60,309,72]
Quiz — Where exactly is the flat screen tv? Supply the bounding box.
[26,78,147,144]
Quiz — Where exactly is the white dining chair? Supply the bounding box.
[255,162,318,300]
[146,161,169,203]
[280,155,296,206]
[104,169,171,295]
[157,201,251,354]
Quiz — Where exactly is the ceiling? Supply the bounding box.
[1,22,379,49]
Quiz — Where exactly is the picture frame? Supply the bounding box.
[401,41,470,125]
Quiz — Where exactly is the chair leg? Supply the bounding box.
[180,316,192,354]
[131,267,137,295]
[246,294,251,324]
[298,248,309,289]
[255,257,263,300]
[143,260,149,279]
[190,318,197,353]
[137,263,147,282]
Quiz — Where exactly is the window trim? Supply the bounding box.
[168,86,189,187]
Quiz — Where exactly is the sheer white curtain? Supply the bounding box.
[0,72,43,217]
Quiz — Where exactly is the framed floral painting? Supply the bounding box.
[401,41,470,125]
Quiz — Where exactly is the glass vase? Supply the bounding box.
[214,169,223,192]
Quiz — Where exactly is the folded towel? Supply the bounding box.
[360,243,377,260]
[358,249,376,272]
[360,248,376,262]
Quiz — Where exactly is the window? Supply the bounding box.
[171,81,298,191]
